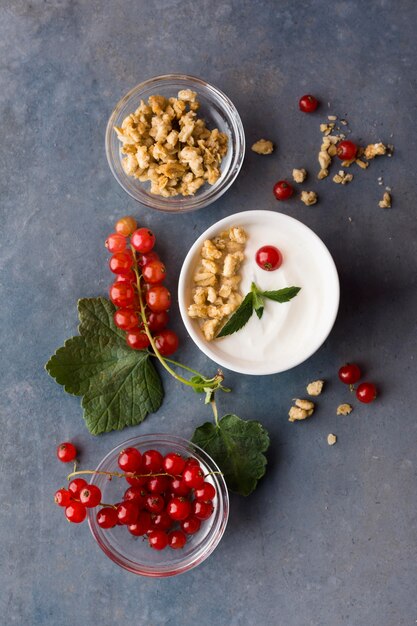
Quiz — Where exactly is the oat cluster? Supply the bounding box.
[114,90,228,197]
[187,226,247,341]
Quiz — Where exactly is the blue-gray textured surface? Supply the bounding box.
[1,1,416,624]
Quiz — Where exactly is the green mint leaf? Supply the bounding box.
[260,286,301,303]
[45,297,163,435]
[192,414,270,496]
[255,307,264,319]
[216,292,254,338]
[251,283,264,319]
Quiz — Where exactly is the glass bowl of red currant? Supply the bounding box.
[105,74,245,212]
[87,433,229,577]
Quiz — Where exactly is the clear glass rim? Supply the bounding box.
[87,433,229,577]
[105,74,245,213]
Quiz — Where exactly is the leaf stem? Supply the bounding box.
[210,398,219,427]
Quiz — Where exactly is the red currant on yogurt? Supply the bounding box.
[356,382,377,403]
[299,94,319,112]
[273,180,294,201]
[255,245,283,271]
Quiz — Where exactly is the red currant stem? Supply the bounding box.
[210,397,219,427]
[99,502,117,509]
[66,469,178,481]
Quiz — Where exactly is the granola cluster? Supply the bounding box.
[114,90,228,197]
[187,226,247,341]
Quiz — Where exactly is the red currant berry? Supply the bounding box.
[181,516,201,535]
[184,457,200,468]
[56,442,77,463]
[170,478,191,497]
[255,245,283,271]
[115,270,136,283]
[154,329,179,356]
[109,282,135,308]
[182,465,205,490]
[115,216,137,237]
[105,233,127,254]
[145,495,165,514]
[96,506,118,529]
[80,485,102,508]
[338,363,361,385]
[128,511,152,536]
[65,501,87,523]
[148,530,168,550]
[147,475,170,494]
[123,486,147,508]
[337,140,357,160]
[299,94,319,113]
[109,251,134,276]
[163,453,186,476]
[126,329,150,350]
[147,310,169,333]
[356,382,377,403]
[125,473,148,487]
[137,251,160,267]
[131,228,156,253]
[142,449,163,473]
[168,530,187,549]
[116,501,139,525]
[166,497,192,521]
[146,285,171,313]
[273,180,294,201]
[118,447,142,473]
[192,500,214,520]
[142,260,166,285]
[54,488,72,507]
[194,482,216,502]
[68,478,88,498]
[151,512,174,531]
[113,309,140,331]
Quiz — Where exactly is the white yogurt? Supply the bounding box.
[179,211,339,375]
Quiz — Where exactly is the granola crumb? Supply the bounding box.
[355,158,369,169]
[251,139,274,155]
[364,142,387,160]
[300,190,318,205]
[317,169,329,180]
[320,123,335,136]
[327,433,337,446]
[328,115,337,121]
[288,406,314,422]
[340,119,348,126]
[337,403,353,416]
[378,191,392,209]
[333,170,353,185]
[306,380,324,396]
[292,168,307,183]
[294,398,315,411]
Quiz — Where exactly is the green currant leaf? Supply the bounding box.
[216,292,254,338]
[45,297,163,435]
[192,414,270,496]
[260,286,301,303]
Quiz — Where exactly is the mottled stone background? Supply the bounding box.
[1,1,416,625]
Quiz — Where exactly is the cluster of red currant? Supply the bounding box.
[105,215,179,356]
[338,363,377,403]
[54,442,216,551]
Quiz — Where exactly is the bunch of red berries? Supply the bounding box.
[338,363,377,403]
[54,442,216,551]
[105,215,179,356]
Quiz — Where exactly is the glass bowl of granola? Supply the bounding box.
[105,74,245,212]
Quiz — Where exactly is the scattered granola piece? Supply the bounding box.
[327,433,337,446]
[294,398,315,411]
[251,139,274,155]
[288,406,314,422]
[378,191,392,209]
[292,168,307,183]
[337,403,353,416]
[318,151,331,170]
[300,190,318,205]
[333,170,353,185]
[355,158,369,169]
[364,142,387,160]
[320,123,335,136]
[328,144,337,157]
[328,115,337,121]
[341,159,355,167]
[340,119,348,126]
[317,169,329,180]
[306,380,324,396]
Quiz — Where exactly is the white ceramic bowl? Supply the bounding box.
[178,210,340,375]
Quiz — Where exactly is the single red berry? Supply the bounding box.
[109,251,134,276]
[151,512,174,531]
[56,442,77,463]
[273,180,294,201]
[154,329,179,356]
[299,94,319,113]
[123,486,147,508]
[115,270,136,283]
[146,285,171,313]
[166,497,192,521]
[184,457,200,468]
[118,447,142,473]
[126,329,150,350]
[137,251,160,267]
[105,233,127,253]
[54,488,72,507]
[96,506,118,529]
[79,485,102,508]
[163,453,186,476]
[192,500,214,520]
[68,478,88,498]
[182,465,205,490]
[181,516,201,535]
[338,363,361,385]
[170,478,191,497]
[337,140,357,160]
[116,501,139,525]
[113,308,140,331]
[131,228,156,253]
[168,530,187,549]
[147,475,170,494]
[145,495,165,514]
[128,511,152,536]
[147,310,169,333]
[115,216,137,237]
[194,482,216,502]
[65,501,87,523]
[109,282,135,308]
[148,530,168,550]
[125,473,148,487]
[255,245,283,271]
[142,260,166,285]
[142,449,163,473]
[356,382,377,403]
